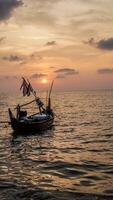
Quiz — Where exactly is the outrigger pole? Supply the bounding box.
[18,99,36,108]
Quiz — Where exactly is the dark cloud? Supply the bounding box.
[56,74,65,79]
[2,54,24,62]
[84,37,95,45]
[45,41,56,46]
[30,73,48,79]
[0,0,23,21]
[54,68,79,75]
[50,66,55,69]
[86,37,113,50]
[0,36,6,43]
[97,38,113,50]
[30,52,42,60]
[0,75,18,80]
[97,68,113,74]
[2,52,42,64]
[54,68,79,79]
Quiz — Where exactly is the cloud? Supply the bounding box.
[16,9,56,28]
[2,54,24,62]
[45,41,56,46]
[97,38,113,50]
[50,66,55,69]
[54,68,79,75]
[30,52,42,60]
[0,36,6,43]
[56,74,65,79]
[0,0,23,21]
[2,52,42,64]
[0,75,18,80]
[54,68,79,79]
[86,37,113,50]
[84,37,95,45]
[97,68,113,74]
[30,73,48,79]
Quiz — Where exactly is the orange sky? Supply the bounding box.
[0,0,113,92]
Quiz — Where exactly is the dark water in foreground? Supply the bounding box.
[0,91,113,199]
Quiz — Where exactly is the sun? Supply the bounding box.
[42,78,48,84]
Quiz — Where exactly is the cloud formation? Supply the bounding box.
[0,75,18,80]
[30,52,42,60]
[97,38,113,50]
[54,68,79,78]
[0,0,23,21]
[30,73,48,79]
[56,74,65,79]
[55,68,79,75]
[45,41,56,46]
[2,52,42,64]
[86,37,113,50]
[97,68,113,74]
[2,54,24,62]
[0,36,6,43]
[50,66,55,69]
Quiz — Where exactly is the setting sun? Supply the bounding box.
[42,78,48,84]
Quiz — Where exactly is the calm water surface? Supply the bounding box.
[0,91,113,196]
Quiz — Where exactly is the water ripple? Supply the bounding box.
[0,91,113,196]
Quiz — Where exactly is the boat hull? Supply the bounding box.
[8,109,54,134]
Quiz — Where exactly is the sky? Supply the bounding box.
[0,0,113,92]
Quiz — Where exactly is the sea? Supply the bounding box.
[0,90,113,200]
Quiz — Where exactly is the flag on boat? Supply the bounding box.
[20,77,35,96]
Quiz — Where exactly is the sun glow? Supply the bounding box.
[42,78,48,84]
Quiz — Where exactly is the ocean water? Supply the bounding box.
[0,91,113,199]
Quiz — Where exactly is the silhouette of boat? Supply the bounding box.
[8,77,54,134]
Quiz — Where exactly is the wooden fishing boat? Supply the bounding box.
[8,77,54,134]
[8,109,54,134]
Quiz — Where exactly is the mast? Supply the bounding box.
[47,80,54,111]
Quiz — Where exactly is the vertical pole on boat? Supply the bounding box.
[48,80,54,111]
[46,90,48,107]
[48,80,54,98]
